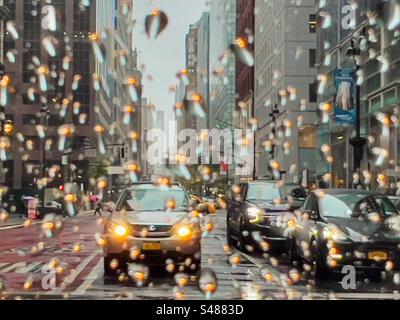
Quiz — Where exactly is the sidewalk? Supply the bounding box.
[0,210,95,230]
[0,215,37,230]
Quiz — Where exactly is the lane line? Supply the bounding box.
[73,257,103,295]
[0,221,41,231]
[16,262,42,274]
[48,249,101,294]
[1,262,27,273]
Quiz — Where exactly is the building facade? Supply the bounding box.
[254,0,318,182]
[209,0,237,130]
[2,0,97,190]
[236,0,254,132]
[316,1,400,191]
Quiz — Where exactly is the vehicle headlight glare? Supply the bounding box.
[177,226,192,238]
[114,225,128,237]
[247,207,262,224]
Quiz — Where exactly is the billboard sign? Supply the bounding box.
[334,68,356,125]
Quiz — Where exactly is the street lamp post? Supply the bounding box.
[268,104,280,175]
[39,104,50,216]
[347,38,367,181]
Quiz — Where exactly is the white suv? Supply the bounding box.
[103,183,201,278]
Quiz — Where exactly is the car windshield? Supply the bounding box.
[117,185,188,212]
[246,183,284,201]
[320,194,398,218]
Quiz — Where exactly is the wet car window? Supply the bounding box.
[246,184,283,201]
[117,187,188,211]
[320,194,398,218]
[320,194,367,218]
[375,196,398,216]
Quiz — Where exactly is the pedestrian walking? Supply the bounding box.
[94,201,102,217]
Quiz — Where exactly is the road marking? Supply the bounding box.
[48,249,101,294]
[16,262,42,274]
[1,262,27,273]
[73,257,103,295]
[0,221,41,231]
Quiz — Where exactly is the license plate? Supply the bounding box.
[368,251,388,261]
[142,242,161,251]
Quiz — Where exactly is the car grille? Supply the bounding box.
[130,224,174,238]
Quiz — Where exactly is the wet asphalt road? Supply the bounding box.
[1,210,400,300]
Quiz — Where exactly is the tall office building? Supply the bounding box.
[113,1,142,166]
[254,0,318,181]
[315,1,400,190]
[94,0,117,149]
[236,0,254,132]
[195,12,210,133]
[176,12,210,134]
[2,1,97,190]
[209,0,236,129]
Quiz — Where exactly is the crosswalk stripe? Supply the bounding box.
[1,262,27,273]
[16,262,43,274]
[48,249,101,294]
[73,258,103,295]
[0,263,9,271]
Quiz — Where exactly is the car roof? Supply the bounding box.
[127,183,185,191]
[248,180,277,185]
[313,189,385,196]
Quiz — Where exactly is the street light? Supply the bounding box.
[267,104,280,174]
[39,103,50,217]
[347,37,367,179]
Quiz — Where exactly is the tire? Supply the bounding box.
[103,256,126,277]
[187,253,201,275]
[238,218,250,253]
[287,237,302,266]
[226,222,235,247]
[311,240,330,281]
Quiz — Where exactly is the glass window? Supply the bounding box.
[246,183,284,201]
[117,185,189,212]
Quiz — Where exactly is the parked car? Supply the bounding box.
[226,180,296,252]
[103,183,201,278]
[288,189,400,280]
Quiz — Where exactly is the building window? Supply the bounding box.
[299,127,316,149]
[309,49,316,68]
[309,82,318,103]
[22,115,39,126]
[309,15,317,33]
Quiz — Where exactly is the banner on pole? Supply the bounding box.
[334,68,356,124]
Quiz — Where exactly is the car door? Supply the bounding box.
[227,183,247,234]
[295,194,320,256]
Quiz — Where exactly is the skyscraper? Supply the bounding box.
[209,0,236,130]
[2,1,97,190]
[254,0,318,181]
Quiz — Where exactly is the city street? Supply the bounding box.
[1,210,399,300]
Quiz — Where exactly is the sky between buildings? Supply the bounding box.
[134,0,208,123]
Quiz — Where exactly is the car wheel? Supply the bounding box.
[311,240,330,281]
[238,218,250,253]
[103,256,126,277]
[187,253,201,275]
[226,218,235,247]
[287,237,302,266]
